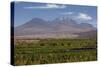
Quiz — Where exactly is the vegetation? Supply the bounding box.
[14,39,97,65]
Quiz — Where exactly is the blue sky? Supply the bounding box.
[13,1,97,27]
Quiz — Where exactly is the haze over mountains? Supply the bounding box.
[14,17,97,39]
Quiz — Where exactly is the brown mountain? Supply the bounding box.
[14,17,96,39]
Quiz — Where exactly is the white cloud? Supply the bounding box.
[60,12,73,15]
[24,4,67,9]
[46,4,66,8]
[76,13,92,21]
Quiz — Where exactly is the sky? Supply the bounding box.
[13,1,97,27]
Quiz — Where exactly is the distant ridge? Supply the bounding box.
[14,17,96,39]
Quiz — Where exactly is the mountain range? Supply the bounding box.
[14,17,97,39]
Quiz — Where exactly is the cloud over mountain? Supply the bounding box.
[76,13,92,21]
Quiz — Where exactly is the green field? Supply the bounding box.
[14,39,97,65]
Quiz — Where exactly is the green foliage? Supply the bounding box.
[14,39,97,65]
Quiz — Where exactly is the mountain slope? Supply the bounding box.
[14,17,96,39]
[76,30,97,39]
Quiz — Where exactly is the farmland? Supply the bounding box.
[14,39,97,65]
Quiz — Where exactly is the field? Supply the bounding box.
[14,39,97,65]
